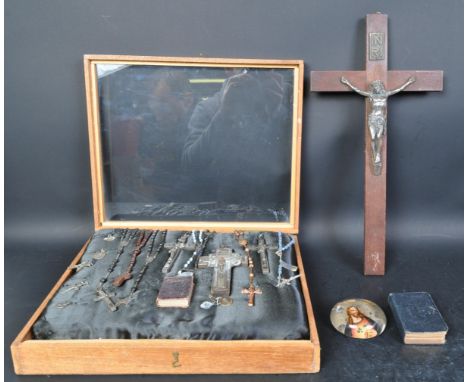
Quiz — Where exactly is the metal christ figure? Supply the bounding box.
[197,248,246,301]
[311,13,443,276]
[340,76,416,175]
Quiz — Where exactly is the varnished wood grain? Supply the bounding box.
[84,55,303,234]
[100,220,297,233]
[291,64,304,232]
[293,237,321,356]
[13,338,317,374]
[363,13,388,275]
[11,234,320,374]
[310,14,444,275]
[12,54,315,375]
[311,70,443,93]
[387,71,443,91]
[311,71,367,91]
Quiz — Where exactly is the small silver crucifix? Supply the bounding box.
[94,288,117,312]
[68,261,92,272]
[64,280,88,293]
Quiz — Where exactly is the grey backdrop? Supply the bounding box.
[5,0,463,381]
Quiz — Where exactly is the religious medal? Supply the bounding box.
[330,298,386,339]
[200,296,233,310]
[92,249,107,260]
[68,250,108,272]
[103,233,116,241]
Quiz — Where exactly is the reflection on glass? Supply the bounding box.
[97,64,294,222]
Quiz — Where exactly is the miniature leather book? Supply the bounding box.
[156,274,194,308]
[388,292,448,344]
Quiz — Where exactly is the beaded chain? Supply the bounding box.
[95,229,137,311]
[99,229,135,287]
[270,210,300,287]
[114,230,167,307]
[129,230,166,294]
[276,231,296,286]
[178,230,210,274]
[113,231,152,287]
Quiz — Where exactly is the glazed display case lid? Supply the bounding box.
[84,55,303,233]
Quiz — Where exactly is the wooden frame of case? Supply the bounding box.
[11,55,320,374]
[86,55,302,233]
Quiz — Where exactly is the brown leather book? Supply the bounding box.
[156,274,194,308]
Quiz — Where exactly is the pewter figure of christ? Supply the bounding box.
[197,248,246,300]
[340,76,416,175]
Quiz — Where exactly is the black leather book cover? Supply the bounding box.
[388,292,448,336]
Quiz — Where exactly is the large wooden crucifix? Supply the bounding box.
[310,13,443,275]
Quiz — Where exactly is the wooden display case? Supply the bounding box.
[11,55,320,374]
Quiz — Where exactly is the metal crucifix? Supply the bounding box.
[310,13,443,275]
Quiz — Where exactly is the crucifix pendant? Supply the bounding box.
[241,285,262,307]
[95,289,117,312]
[112,272,131,287]
[162,232,192,274]
[241,252,262,307]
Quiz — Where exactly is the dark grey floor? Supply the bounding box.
[5,229,463,381]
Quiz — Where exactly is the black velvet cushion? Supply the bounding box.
[33,230,310,340]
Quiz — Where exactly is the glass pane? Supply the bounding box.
[96,64,294,223]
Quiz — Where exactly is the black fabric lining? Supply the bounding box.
[33,230,310,340]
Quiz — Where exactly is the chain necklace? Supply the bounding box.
[114,230,167,307]
[56,229,128,309]
[131,230,166,293]
[68,230,124,272]
[268,210,300,287]
[113,231,151,287]
[178,230,211,274]
[275,230,300,287]
[238,233,262,306]
[95,229,137,311]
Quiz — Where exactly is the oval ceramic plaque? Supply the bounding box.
[330,298,386,339]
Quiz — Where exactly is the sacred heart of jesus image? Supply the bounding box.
[330,298,386,339]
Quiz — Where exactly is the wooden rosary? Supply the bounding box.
[113,231,152,287]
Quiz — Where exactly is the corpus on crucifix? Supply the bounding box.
[340,76,416,175]
[310,13,443,275]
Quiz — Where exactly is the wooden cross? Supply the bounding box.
[310,13,443,275]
